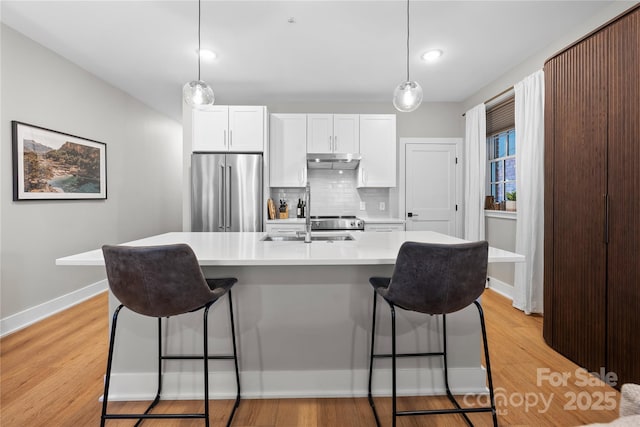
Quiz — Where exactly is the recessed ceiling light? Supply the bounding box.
[198,49,217,62]
[422,49,443,62]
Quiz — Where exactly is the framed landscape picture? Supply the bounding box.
[12,121,107,201]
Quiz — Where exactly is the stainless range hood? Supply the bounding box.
[306,153,361,170]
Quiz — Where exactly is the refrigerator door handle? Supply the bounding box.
[218,163,225,229]
[226,165,232,229]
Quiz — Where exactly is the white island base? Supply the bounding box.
[57,231,523,400]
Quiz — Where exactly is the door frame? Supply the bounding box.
[398,137,464,238]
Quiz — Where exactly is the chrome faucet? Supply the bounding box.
[304,181,312,243]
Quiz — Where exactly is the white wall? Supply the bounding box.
[462,1,636,112]
[268,102,464,138]
[0,24,183,330]
[485,215,517,290]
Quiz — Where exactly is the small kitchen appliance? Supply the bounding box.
[310,216,364,231]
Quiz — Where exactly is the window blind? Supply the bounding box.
[486,97,515,136]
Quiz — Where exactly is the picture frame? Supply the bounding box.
[12,121,107,201]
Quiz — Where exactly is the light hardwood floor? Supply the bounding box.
[0,289,620,426]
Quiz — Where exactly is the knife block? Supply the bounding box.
[278,206,289,219]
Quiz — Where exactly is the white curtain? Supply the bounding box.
[513,70,545,314]
[464,104,487,241]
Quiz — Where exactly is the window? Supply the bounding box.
[488,129,516,203]
[485,95,516,209]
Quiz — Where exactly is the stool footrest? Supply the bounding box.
[103,413,205,420]
[372,351,444,359]
[398,407,494,416]
[162,354,235,360]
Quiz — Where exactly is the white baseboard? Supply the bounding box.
[104,367,489,401]
[487,276,513,300]
[0,279,107,337]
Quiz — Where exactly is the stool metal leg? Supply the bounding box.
[132,317,165,427]
[101,298,240,426]
[441,314,474,427]
[389,302,397,427]
[227,290,241,427]
[367,300,498,426]
[203,303,212,427]
[101,304,124,427]
[367,290,382,427]
[475,300,498,427]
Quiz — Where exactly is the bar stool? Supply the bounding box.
[100,243,241,427]
[367,241,497,427]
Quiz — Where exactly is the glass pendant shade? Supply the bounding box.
[183,80,215,108]
[393,80,423,112]
[393,0,423,113]
[183,0,214,109]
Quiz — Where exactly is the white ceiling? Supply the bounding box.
[0,1,623,121]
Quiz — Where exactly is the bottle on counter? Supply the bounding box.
[296,199,302,218]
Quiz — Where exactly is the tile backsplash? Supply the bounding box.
[270,169,391,218]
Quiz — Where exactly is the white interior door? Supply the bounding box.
[405,143,457,235]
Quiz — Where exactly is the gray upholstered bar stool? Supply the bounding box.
[100,243,240,427]
[367,241,497,427]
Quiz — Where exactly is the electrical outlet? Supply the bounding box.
[379,202,386,211]
[360,201,366,210]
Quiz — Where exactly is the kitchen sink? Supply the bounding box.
[261,233,355,242]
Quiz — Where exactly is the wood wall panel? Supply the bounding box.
[546,31,609,372]
[606,8,640,386]
[545,4,640,387]
[542,62,556,345]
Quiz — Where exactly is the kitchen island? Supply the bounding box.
[57,231,523,400]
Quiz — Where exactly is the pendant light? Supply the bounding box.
[392,0,423,112]
[183,0,214,108]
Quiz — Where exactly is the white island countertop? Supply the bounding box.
[57,230,524,400]
[56,231,524,267]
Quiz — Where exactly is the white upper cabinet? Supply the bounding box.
[270,114,307,187]
[358,114,397,187]
[192,106,229,151]
[229,106,266,152]
[306,114,333,153]
[333,114,360,153]
[192,106,265,152]
[306,114,359,153]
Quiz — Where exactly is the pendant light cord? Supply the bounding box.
[197,0,202,81]
[406,0,410,82]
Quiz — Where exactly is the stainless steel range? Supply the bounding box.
[310,216,365,231]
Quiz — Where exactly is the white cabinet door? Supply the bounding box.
[192,106,264,152]
[192,106,229,152]
[405,142,457,235]
[333,114,359,153]
[358,114,397,187]
[364,223,405,232]
[270,114,307,187]
[307,114,359,153]
[229,106,265,152]
[265,223,305,234]
[306,114,333,153]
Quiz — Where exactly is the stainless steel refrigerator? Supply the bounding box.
[191,153,263,232]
